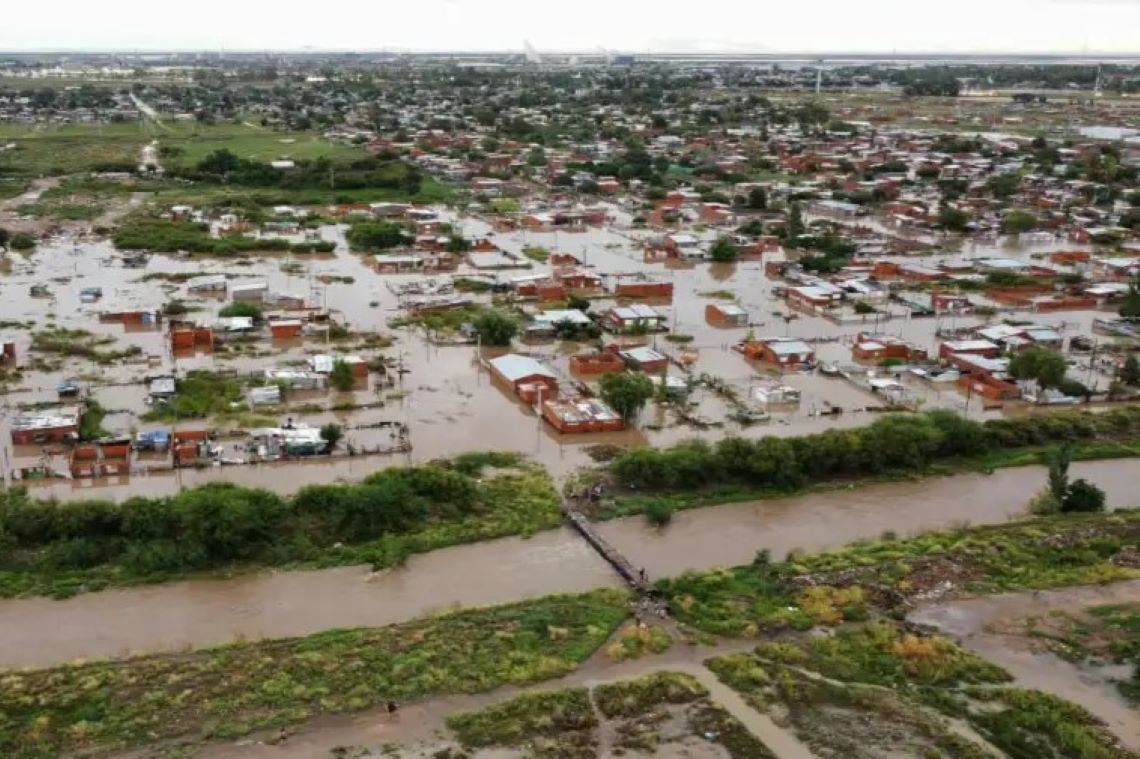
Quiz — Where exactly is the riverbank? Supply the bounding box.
[594,438,1140,521]
[0,455,565,600]
[5,509,1138,758]
[591,406,1140,521]
[0,459,1135,670]
[4,408,1140,603]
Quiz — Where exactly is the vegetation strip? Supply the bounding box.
[0,452,562,599]
[592,407,1140,520]
[0,589,627,759]
[659,509,1140,638]
[708,622,1134,759]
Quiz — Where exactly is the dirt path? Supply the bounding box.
[910,579,1140,752]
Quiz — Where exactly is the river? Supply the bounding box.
[0,459,1136,670]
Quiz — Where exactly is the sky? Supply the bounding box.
[2,0,1139,54]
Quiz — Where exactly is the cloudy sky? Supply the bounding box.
[2,0,1138,53]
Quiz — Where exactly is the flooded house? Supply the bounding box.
[568,351,625,375]
[231,282,269,302]
[248,426,329,457]
[186,275,227,295]
[617,346,670,374]
[541,397,624,433]
[752,381,801,405]
[705,302,749,327]
[737,337,816,369]
[488,354,558,404]
[11,406,81,445]
[605,305,667,334]
[852,333,928,363]
[264,369,326,391]
[70,439,131,479]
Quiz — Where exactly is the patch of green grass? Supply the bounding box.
[660,510,1140,638]
[710,623,1127,759]
[0,589,627,758]
[522,245,550,263]
[593,672,707,719]
[0,121,151,176]
[160,125,366,168]
[965,687,1132,759]
[15,202,103,221]
[140,370,248,422]
[30,327,142,365]
[448,688,597,752]
[0,178,29,199]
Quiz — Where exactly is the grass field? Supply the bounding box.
[0,121,368,177]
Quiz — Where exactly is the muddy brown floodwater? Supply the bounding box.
[0,459,1136,670]
[910,579,1140,752]
[597,458,1139,578]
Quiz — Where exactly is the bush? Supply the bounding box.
[1061,479,1106,513]
[472,308,518,346]
[218,302,263,321]
[10,232,36,251]
[644,500,673,527]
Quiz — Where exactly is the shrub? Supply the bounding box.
[1061,479,1106,513]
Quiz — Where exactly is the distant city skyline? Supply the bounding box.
[3,0,1139,55]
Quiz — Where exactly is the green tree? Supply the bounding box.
[987,173,1021,198]
[346,221,410,251]
[329,360,356,392]
[1119,277,1140,319]
[526,146,547,167]
[938,205,969,232]
[1121,355,1140,385]
[786,202,805,239]
[218,302,263,321]
[445,235,471,253]
[710,237,739,263]
[1009,346,1067,397]
[319,423,344,450]
[1048,443,1072,504]
[1002,210,1038,234]
[472,308,518,347]
[599,371,655,422]
[747,187,768,210]
[0,227,9,249]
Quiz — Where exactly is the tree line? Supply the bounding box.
[0,463,486,580]
[173,149,423,194]
[609,407,1140,492]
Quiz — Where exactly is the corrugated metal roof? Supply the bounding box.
[489,354,556,382]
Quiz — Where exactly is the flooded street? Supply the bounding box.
[911,580,1140,752]
[1,215,1125,500]
[2,458,1136,670]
